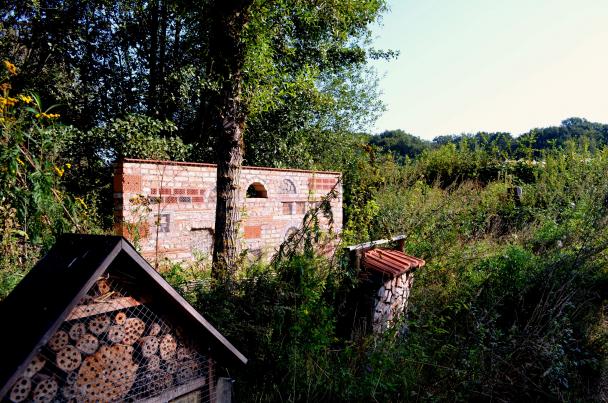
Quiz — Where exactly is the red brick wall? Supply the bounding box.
[113,159,342,264]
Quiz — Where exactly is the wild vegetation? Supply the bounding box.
[189,140,608,401]
[2,1,608,401]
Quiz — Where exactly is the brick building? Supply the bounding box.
[113,158,342,264]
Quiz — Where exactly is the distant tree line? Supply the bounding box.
[370,117,608,160]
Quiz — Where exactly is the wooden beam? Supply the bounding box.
[208,358,216,403]
[67,297,141,320]
[345,235,407,252]
[396,238,405,251]
[352,250,362,271]
[137,377,207,403]
[216,378,233,403]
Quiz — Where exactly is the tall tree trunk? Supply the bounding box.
[210,0,253,278]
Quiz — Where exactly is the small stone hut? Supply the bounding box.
[363,248,425,332]
[0,234,247,403]
[113,158,342,264]
[347,237,425,333]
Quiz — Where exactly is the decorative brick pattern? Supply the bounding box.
[116,220,150,240]
[114,174,142,193]
[244,225,262,239]
[114,159,342,265]
[308,177,337,191]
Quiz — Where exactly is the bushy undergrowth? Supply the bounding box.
[175,143,608,402]
[366,146,608,400]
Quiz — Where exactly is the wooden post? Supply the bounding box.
[216,378,233,403]
[207,358,216,403]
[351,249,362,272]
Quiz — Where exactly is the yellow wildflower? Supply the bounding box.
[35,112,61,119]
[18,95,33,104]
[53,165,64,177]
[75,197,87,208]
[3,61,17,75]
[65,163,71,169]
[16,157,25,166]
[0,97,18,106]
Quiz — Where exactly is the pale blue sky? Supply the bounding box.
[369,0,608,140]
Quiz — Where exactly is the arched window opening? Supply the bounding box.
[246,182,268,198]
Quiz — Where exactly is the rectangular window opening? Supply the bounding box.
[157,213,170,233]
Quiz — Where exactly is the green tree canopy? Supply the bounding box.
[1,0,389,168]
[370,129,431,160]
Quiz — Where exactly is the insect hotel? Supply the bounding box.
[347,236,426,333]
[0,234,247,403]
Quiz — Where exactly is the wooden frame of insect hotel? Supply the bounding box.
[0,234,247,403]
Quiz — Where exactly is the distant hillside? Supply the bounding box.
[371,118,608,160]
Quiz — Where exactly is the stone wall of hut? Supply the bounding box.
[372,272,415,333]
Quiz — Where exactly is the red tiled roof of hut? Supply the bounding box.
[362,249,425,277]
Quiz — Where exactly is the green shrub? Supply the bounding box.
[0,61,96,298]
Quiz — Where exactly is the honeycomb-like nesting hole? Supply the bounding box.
[7,276,212,402]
